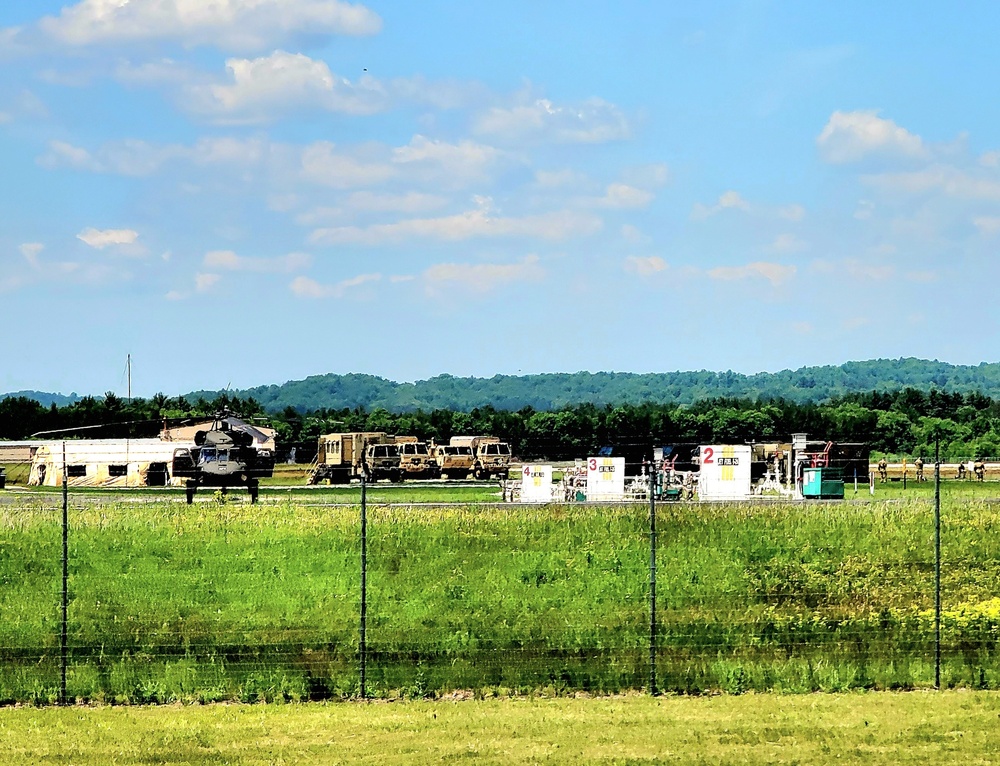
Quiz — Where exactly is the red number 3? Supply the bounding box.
[588,458,597,470]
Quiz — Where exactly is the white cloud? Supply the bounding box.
[391,135,502,185]
[30,0,381,52]
[980,151,1000,168]
[423,255,544,293]
[854,200,875,220]
[621,224,650,245]
[974,216,1000,235]
[863,165,1000,201]
[203,250,311,272]
[690,190,750,220]
[777,204,805,221]
[191,51,386,123]
[474,97,629,144]
[766,233,808,254]
[624,256,667,276]
[290,272,381,298]
[534,169,589,188]
[19,242,44,267]
[592,183,654,209]
[165,290,187,301]
[39,140,104,172]
[38,136,271,176]
[309,201,602,246]
[195,273,221,292]
[296,191,448,224]
[621,163,670,189]
[300,141,395,189]
[707,261,796,287]
[817,110,926,164]
[76,227,141,250]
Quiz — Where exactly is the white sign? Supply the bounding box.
[586,456,626,501]
[520,464,553,503]
[698,444,752,500]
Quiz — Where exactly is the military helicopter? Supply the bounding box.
[170,411,276,504]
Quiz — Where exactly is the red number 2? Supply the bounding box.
[703,447,714,464]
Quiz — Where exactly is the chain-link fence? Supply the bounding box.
[2,452,1000,704]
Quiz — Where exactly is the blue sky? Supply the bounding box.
[2,1,998,398]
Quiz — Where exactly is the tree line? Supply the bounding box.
[2,387,999,461]
[182,358,1000,412]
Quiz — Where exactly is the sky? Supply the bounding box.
[2,1,999,398]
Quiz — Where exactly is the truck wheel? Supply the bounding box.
[473,468,484,480]
[391,470,403,483]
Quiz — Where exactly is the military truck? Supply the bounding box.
[431,443,474,479]
[308,432,402,484]
[450,435,511,480]
[395,436,438,479]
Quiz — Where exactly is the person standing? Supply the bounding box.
[878,457,888,483]
[915,456,925,482]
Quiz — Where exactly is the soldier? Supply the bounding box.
[915,456,925,482]
[877,457,888,483]
[975,458,986,482]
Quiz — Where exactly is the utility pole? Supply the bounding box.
[934,439,941,689]
[359,475,368,699]
[60,441,68,705]
[648,462,658,696]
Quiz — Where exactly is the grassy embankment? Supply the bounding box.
[2,486,1000,703]
[4,692,1000,765]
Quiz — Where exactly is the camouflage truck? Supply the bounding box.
[308,432,402,484]
[395,436,438,479]
[431,443,474,479]
[449,435,512,480]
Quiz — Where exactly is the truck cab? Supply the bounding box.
[364,442,402,482]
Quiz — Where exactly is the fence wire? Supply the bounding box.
[1,453,999,704]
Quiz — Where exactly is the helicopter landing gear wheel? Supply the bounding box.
[185,480,197,505]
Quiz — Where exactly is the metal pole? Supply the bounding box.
[934,439,941,689]
[61,441,68,705]
[359,474,368,699]
[648,462,657,696]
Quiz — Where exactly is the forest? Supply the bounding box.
[2,386,999,461]
[178,358,1000,412]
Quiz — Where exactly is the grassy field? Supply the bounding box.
[4,692,1000,764]
[2,487,1000,703]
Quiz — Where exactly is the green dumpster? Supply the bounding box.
[802,467,844,499]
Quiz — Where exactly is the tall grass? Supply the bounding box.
[1,492,999,703]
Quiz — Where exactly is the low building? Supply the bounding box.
[28,438,195,488]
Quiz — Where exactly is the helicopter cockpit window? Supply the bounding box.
[201,448,217,463]
[217,450,229,462]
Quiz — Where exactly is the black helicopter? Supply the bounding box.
[170,412,276,503]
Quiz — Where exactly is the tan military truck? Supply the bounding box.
[395,436,438,479]
[450,435,512,480]
[431,443,474,479]
[308,432,402,484]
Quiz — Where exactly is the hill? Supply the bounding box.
[0,390,80,408]
[185,357,1000,413]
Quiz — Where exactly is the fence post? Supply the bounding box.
[648,463,657,696]
[60,441,68,706]
[359,474,368,700]
[934,439,941,689]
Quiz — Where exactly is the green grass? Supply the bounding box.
[2,490,1000,703]
[3,692,1000,765]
